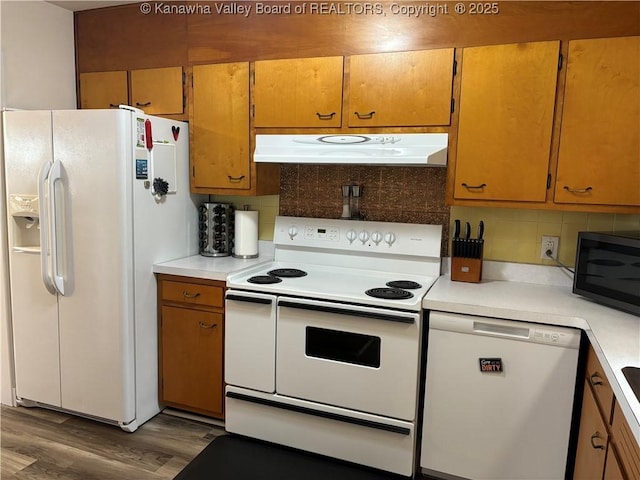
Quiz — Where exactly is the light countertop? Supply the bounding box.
[423,260,640,444]
[153,241,275,281]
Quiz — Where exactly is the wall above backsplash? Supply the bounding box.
[278,164,451,255]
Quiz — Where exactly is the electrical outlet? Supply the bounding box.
[540,235,559,260]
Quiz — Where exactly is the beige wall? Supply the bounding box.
[451,206,640,267]
[211,195,280,240]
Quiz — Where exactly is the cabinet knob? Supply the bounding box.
[228,175,245,182]
[182,291,201,299]
[198,321,218,329]
[589,372,604,386]
[354,111,375,120]
[316,112,336,120]
[462,183,487,191]
[136,101,152,107]
[590,432,606,450]
[563,186,593,194]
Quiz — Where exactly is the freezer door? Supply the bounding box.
[51,110,136,424]
[3,110,62,407]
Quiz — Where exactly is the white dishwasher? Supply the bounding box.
[420,311,581,480]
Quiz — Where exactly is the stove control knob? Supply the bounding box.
[358,230,370,244]
[288,226,298,240]
[346,229,357,244]
[384,232,397,247]
[371,231,383,245]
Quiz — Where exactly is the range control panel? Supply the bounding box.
[274,215,442,258]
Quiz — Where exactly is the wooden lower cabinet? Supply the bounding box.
[605,445,626,480]
[574,344,639,480]
[574,380,610,479]
[157,274,225,419]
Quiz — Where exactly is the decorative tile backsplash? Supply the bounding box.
[212,168,640,267]
[278,164,451,255]
[451,206,640,267]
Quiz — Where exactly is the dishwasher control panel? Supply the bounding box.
[532,328,578,347]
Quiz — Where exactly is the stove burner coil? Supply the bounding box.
[386,280,422,290]
[247,275,283,284]
[268,268,308,278]
[365,288,414,300]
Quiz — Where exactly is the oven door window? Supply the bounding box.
[305,327,381,368]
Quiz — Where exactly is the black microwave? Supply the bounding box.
[574,231,640,316]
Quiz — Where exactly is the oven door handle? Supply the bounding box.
[278,300,415,324]
[226,293,273,305]
[226,391,411,435]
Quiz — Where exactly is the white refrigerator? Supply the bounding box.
[3,107,201,431]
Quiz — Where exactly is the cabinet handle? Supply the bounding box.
[354,111,375,120]
[109,103,120,108]
[589,372,604,386]
[590,432,606,450]
[182,291,201,299]
[461,183,487,190]
[316,112,336,120]
[136,101,152,107]
[563,185,593,194]
[228,175,245,182]
[198,321,218,329]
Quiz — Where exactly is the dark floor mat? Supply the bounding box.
[174,434,408,480]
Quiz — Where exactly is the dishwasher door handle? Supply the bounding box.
[473,321,530,339]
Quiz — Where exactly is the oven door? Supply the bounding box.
[225,290,277,393]
[276,296,421,421]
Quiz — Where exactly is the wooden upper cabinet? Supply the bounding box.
[454,41,560,202]
[348,49,454,127]
[79,71,128,109]
[254,56,344,127]
[191,63,251,191]
[130,66,184,115]
[554,36,640,207]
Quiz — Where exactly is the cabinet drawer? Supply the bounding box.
[161,280,223,308]
[586,346,615,423]
[612,402,640,480]
[574,380,610,480]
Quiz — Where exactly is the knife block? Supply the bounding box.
[451,240,484,283]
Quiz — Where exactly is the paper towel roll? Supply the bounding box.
[233,210,259,258]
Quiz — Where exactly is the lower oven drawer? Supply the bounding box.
[225,385,416,477]
[225,291,277,392]
[276,297,421,421]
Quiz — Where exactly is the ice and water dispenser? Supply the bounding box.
[9,195,40,253]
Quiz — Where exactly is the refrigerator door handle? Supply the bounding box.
[48,159,66,296]
[37,160,57,295]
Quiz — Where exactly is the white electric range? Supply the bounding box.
[224,216,443,478]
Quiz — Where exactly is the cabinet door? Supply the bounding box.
[191,63,250,190]
[574,381,609,480]
[604,445,626,480]
[254,56,343,127]
[348,49,454,127]
[130,66,184,115]
[454,41,559,202]
[79,71,128,109]
[555,36,640,207]
[160,306,224,417]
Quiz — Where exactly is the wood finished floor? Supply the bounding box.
[1,405,225,479]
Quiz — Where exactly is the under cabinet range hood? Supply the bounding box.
[253,133,448,166]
